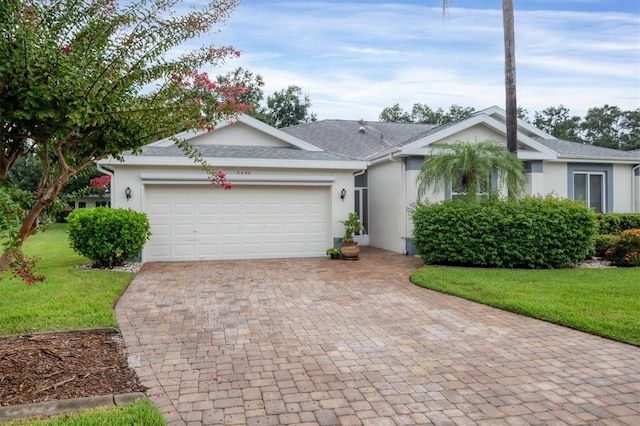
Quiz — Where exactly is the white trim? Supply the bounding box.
[140,173,335,186]
[552,156,640,165]
[474,106,553,140]
[147,115,323,152]
[396,114,558,160]
[100,156,367,170]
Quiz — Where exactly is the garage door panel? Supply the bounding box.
[174,224,195,236]
[174,244,195,257]
[145,185,330,261]
[197,224,217,236]
[148,203,171,216]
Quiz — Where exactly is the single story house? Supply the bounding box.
[98,106,640,262]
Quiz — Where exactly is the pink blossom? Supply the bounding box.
[17,269,26,276]
[90,175,111,190]
[60,45,71,55]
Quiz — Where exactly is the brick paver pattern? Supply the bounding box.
[116,248,640,426]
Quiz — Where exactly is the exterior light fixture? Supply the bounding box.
[340,188,347,200]
[125,187,132,201]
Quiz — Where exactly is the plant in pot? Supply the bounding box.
[326,247,341,259]
[340,212,365,260]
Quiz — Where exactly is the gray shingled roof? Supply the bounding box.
[534,138,640,160]
[281,120,437,160]
[126,145,356,162]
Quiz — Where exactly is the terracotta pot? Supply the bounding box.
[340,241,360,260]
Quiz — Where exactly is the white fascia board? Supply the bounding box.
[100,155,366,171]
[408,147,552,161]
[140,173,336,186]
[364,147,402,162]
[400,114,558,160]
[552,156,640,165]
[145,115,324,152]
[475,106,553,140]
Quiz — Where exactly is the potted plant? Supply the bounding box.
[326,247,341,259]
[340,212,365,260]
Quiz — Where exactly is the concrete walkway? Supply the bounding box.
[116,248,640,425]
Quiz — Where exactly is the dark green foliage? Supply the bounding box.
[67,208,151,267]
[593,234,617,257]
[412,196,597,269]
[605,229,640,267]
[596,213,640,235]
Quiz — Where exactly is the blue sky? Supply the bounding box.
[207,0,640,121]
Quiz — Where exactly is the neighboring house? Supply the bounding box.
[98,106,640,262]
[71,194,111,209]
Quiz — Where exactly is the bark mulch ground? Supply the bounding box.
[0,329,145,407]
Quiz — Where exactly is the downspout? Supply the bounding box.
[96,164,114,207]
[388,153,408,255]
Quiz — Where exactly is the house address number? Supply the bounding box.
[236,171,251,175]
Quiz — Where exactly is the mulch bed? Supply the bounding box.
[0,329,145,407]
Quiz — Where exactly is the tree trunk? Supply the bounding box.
[0,168,75,273]
[503,0,517,156]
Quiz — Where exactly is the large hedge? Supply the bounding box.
[596,213,640,235]
[412,196,597,269]
[67,208,151,267]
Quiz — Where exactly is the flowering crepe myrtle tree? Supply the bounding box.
[0,0,248,281]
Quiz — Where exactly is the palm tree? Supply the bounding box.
[417,141,526,201]
[442,1,518,156]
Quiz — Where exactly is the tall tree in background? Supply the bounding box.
[0,0,246,276]
[379,103,474,124]
[263,85,317,128]
[217,67,265,115]
[581,105,640,150]
[534,106,582,142]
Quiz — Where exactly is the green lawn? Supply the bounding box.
[1,224,166,425]
[411,265,640,346]
[4,398,166,426]
[0,224,133,335]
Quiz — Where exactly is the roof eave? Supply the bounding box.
[98,155,367,170]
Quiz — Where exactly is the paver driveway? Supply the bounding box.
[116,248,640,426]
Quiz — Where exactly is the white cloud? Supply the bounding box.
[209,1,639,120]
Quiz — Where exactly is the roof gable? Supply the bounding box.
[148,114,323,152]
[397,113,558,161]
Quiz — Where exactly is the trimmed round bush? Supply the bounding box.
[412,195,597,269]
[67,207,151,267]
[605,229,640,267]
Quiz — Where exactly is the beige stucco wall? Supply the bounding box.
[541,162,568,198]
[190,123,290,147]
[613,164,634,212]
[106,163,357,243]
[434,125,506,146]
[368,161,405,253]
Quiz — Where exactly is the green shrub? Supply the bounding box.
[596,213,640,235]
[412,195,597,269]
[605,229,640,267]
[67,208,151,267]
[593,234,617,257]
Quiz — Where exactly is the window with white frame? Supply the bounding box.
[573,171,605,212]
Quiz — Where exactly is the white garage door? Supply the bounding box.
[144,185,331,262]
